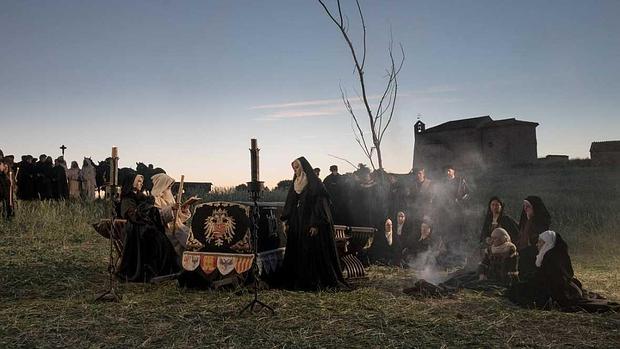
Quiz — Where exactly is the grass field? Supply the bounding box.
[1,166,619,348]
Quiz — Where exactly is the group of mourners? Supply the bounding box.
[432,195,619,312]
[6,143,614,313]
[0,150,98,206]
[320,163,618,312]
[110,155,618,312]
[321,164,470,269]
[113,156,346,291]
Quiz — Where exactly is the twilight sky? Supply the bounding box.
[1,0,619,187]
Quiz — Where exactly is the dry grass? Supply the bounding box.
[1,166,619,348]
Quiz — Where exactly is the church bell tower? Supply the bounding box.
[414,120,425,135]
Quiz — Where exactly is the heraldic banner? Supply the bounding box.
[182,251,254,276]
[191,201,252,253]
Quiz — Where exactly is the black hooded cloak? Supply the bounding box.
[279,157,345,291]
[17,158,37,200]
[508,233,619,312]
[116,172,179,282]
[517,195,551,280]
[51,164,69,200]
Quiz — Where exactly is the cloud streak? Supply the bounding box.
[249,98,345,110]
[254,108,343,122]
[250,84,465,122]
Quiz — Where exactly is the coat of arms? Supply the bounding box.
[204,208,236,246]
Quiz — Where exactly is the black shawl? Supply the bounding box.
[116,172,179,282]
[279,156,345,291]
[517,195,551,247]
[479,196,519,243]
[509,233,620,312]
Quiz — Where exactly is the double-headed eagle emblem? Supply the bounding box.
[203,208,236,246]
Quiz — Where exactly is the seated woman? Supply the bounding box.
[116,172,179,282]
[516,196,551,280]
[439,228,518,291]
[407,218,439,257]
[478,228,519,286]
[279,156,346,291]
[479,196,519,245]
[391,211,413,267]
[369,218,394,265]
[150,173,202,258]
[508,230,619,312]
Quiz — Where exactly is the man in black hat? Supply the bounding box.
[17,155,36,200]
[434,164,471,266]
[323,165,347,224]
[444,164,470,204]
[411,167,434,221]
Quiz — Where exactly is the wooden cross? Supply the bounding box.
[60,145,67,157]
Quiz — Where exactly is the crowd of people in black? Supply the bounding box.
[318,163,618,312]
[0,148,168,221]
[321,164,471,269]
[0,150,98,213]
[3,146,617,312]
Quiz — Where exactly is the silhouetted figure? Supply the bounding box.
[35,155,53,200]
[0,158,14,219]
[323,165,347,224]
[51,158,69,200]
[17,155,36,200]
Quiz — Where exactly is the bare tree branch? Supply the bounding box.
[355,0,367,70]
[318,0,405,170]
[328,154,358,170]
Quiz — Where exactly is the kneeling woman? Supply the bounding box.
[116,173,180,282]
[509,230,619,312]
[279,157,346,291]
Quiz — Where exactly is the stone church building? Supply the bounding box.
[412,115,539,172]
[590,141,620,166]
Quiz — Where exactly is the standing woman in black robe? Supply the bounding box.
[116,172,179,282]
[280,157,346,291]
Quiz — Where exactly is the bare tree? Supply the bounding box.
[318,0,404,171]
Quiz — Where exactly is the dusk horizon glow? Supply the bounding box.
[1,0,618,188]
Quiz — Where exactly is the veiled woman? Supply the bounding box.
[508,230,619,312]
[440,227,518,290]
[516,196,551,280]
[81,158,97,201]
[478,228,519,286]
[280,157,346,291]
[392,211,414,267]
[479,196,519,244]
[66,161,81,199]
[151,173,202,258]
[116,172,179,282]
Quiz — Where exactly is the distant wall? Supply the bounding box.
[414,128,483,172]
[482,125,537,166]
[591,151,620,166]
